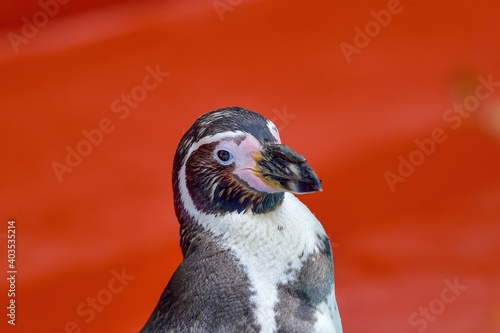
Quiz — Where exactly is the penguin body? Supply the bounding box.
[141,107,342,333]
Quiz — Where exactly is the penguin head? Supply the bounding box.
[173,107,322,217]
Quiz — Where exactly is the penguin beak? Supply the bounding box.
[252,143,322,194]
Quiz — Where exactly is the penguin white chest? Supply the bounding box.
[199,193,328,333]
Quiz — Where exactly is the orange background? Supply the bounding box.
[1,1,500,332]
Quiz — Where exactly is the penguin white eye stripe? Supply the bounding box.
[183,130,246,166]
[267,120,281,143]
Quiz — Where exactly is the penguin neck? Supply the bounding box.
[176,192,326,262]
[175,192,285,257]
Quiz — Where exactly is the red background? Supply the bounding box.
[1,0,500,332]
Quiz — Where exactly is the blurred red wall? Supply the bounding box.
[1,0,500,332]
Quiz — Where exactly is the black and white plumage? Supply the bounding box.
[141,107,342,333]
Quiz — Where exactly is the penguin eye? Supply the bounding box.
[216,149,233,164]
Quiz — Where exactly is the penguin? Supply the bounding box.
[140,106,342,333]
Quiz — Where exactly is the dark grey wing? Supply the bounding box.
[140,233,260,333]
[274,233,339,333]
